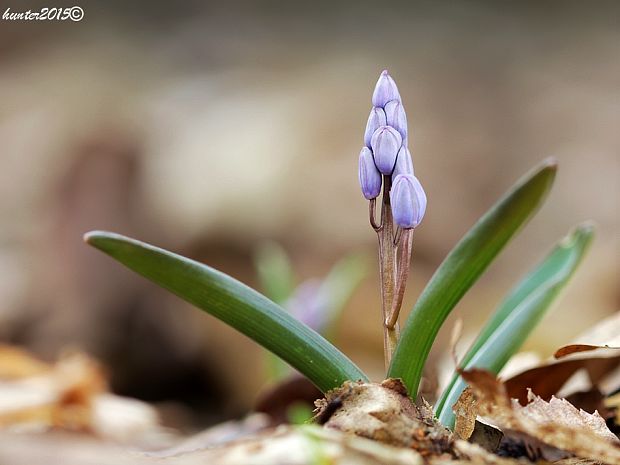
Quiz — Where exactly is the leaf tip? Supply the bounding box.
[541,156,558,170]
[529,157,558,195]
[561,222,595,249]
[575,220,596,236]
[83,230,122,251]
[83,230,101,245]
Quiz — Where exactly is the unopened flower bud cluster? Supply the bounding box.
[358,70,427,229]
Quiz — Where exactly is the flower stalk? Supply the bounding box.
[359,70,427,369]
[387,228,413,330]
[377,175,399,366]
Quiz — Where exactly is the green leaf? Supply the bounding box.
[388,159,557,397]
[319,253,369,338]
[263,252,368,381]
[84,231,369,392]
[435,223,593,427]
[254,241,296,305]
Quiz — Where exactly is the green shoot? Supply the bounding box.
[435,223,594,427]
[388,159,557,397]
[84,231,369,393]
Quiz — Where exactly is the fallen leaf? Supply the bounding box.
[461,368,620,464]
[453,387,476,440]
[505,312,620,405]
[0,425,425,465]
[467,421,503,453]
[554,344,620,359]
[0,345,51,379]
[450,440,527,465]
[564,388,608,418]
[452,388,504,450]
[315,379,454,456]
[0,346,165,446]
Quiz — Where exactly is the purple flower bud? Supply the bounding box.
[370,126,402,175]
[359,147,382,199]
[364,107,387,147]
[372,70,401,107]
[390,174,427,229]
[384,100,408,140]
[392,146,414,179]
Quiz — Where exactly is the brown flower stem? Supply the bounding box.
[376,176,398,368]
[386,228,413,329]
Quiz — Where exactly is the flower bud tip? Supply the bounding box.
[372,71,401,108]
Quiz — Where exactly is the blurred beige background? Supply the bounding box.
[0,0,618,427]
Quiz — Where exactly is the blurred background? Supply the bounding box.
[0,0,618,431]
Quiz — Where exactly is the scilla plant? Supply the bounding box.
[85,70,593,429]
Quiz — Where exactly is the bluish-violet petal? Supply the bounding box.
[370,126,402,175]
[364,107,387,147]
[384,100,408,140]
[392,146,414,180]
[358,147,382,199]
[390,174,427,229]
[372,70,401,107]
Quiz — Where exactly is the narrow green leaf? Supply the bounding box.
[319,253,369,337]
[388,159,557,397]
[85,231,369,392]
[254,241,296,305]
[264,252,368,381]
[435,223,593,427]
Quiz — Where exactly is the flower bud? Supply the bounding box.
[372,70,401,107]
[358,147,382,199]
[364,107,387,147]
[390,174,426,229]
[392,146,414,179]
[384,100,407,140]
[370,126,402,175]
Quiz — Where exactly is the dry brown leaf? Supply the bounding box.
[520,392,617,442]
[462,368,620,464]
[554,344,620,359]
[0,346,164,445]
[468,422,503,453]
[0,345,51,379]
[450,440,529,465]
[505,312,620,405]
[453,387,477,441]
[0,426,425,465]
[0,351,106,432]
[504,358,620,405]
[453,389,503,451]
[564,388,608,418]
[315,379,454,457]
